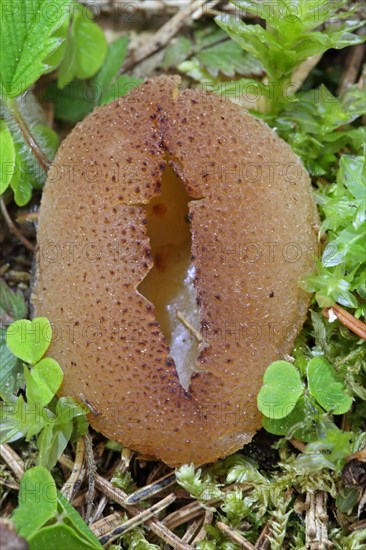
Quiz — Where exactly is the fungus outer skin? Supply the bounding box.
[32,76,319,466]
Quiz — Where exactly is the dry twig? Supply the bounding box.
[123,0,217,71]
[0,444,24,481]
[304,491,332,550]
[338,43,366,94]
[99,493,176,545]
[84,434,96,523]
[125,471,176,504]
[61,439,86,501]
[217,521,256,549]
[0,198,34,252]
[93,473,193,549]
[193,509,213,543]
[323,304,366,340]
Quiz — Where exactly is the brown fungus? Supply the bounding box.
[32,76,318,466]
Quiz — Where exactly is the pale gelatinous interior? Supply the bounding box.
[137,161,201,390]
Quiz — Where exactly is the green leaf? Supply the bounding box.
[257,361,303,419]
[262,396,307,436]
[0,279,27,325]
[0,0,69,98]
[163,36,193,69]
[36,397,88,469]
[100,75,142,105]
[175,464,222,501]
[12,466,57,539]
[0,280,27,393]
[24,358,63,407]
[42,17,69,72]
[338,154,365,200]
[307,357,353,414]
[0,335,24,394]
[36,421,72,470]
[9,136,45,206]
[0,395,46,443]
[51,37,133,120]
[29,523,102,549]
[49,79,95,123]
[94,35,129,91]
[0,120,16,194]
[58,8,107,89]
[56,491,103,548]
[33,124,60,161]
[6,318,52,364]
[197,40,263,78]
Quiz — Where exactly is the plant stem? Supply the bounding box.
[7,97,51,173]
[0,197,34,251]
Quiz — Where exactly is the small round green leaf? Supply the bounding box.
[257,360,303,419]
[0,120,16,194]
[25,358,63,407]
[6,318,52,364]
[307,357,353,414]
[11,466,57,539]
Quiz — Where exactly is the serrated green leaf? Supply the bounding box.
[257,361,303,419]
[163,36,193,69]
[307,357,353,414]
[197,40,263,78]
[12,466,57,539]
[0,120,16,194]
[24,358,63,407]
[6,318,52,364]
[0,0,69,98]
[42,17,69,72]
[213,78,270,101]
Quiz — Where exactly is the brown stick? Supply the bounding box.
[94,473,193,549]
[322,304,366,340]
[123,0,217,71]
[217,521,256,550]
[61,439,86,501]
[99,493,176,545]
[338,44,366,94]
[0,444,24,481]
[58,456,193,550]
[0,197,34,251]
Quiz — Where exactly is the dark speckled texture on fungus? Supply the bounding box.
[32,76,318,466]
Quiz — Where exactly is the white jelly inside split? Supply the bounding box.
[137,161,201,390]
